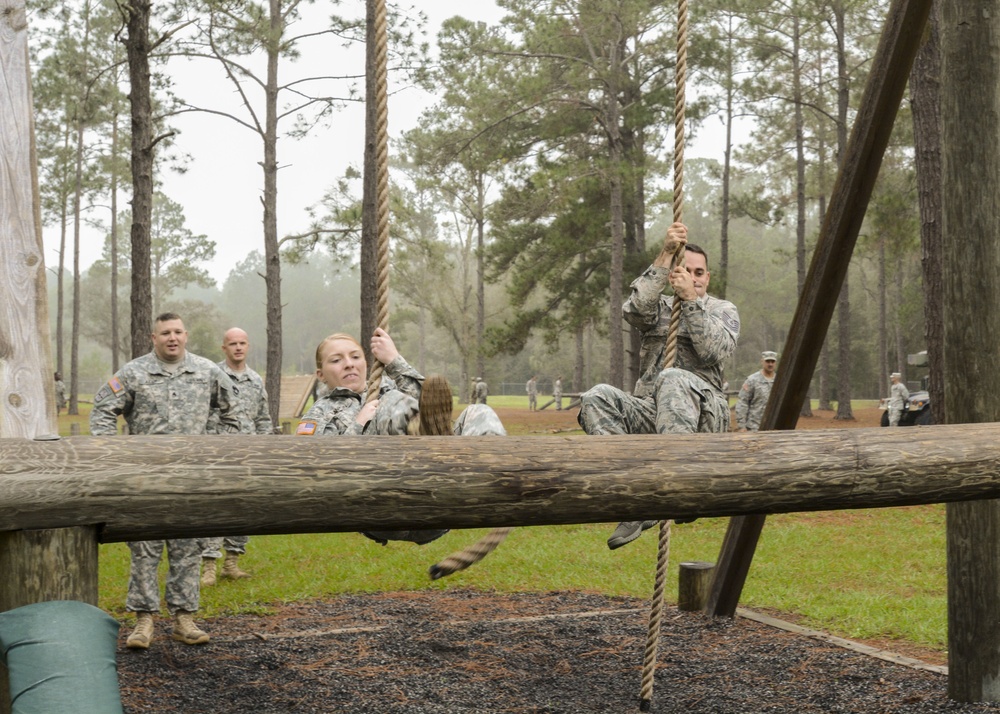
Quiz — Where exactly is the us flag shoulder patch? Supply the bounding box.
[296,421,317,436]
[108,377,124,394]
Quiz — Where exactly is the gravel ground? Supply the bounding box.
[116,589,1000,713]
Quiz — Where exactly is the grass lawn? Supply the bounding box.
[60,398,948,654]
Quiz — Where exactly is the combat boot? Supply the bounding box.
[200,557,217,586]
[172,611,210,645]
[220,552,251,580]
[607,520,659,550]
[126,611,154,649]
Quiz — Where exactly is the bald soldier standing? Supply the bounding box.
[90,312,241,649]
[200,328,274,586]
[735,351,778,432]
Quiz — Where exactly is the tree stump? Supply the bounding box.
[678,561,715,612]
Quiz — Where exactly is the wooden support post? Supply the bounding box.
[677,561,714,612]
[0,6,99,712]
[705,0,934,619]
[940,0,1000,700]
[281,420,291,434]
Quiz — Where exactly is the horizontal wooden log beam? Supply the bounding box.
[2,425,997,543]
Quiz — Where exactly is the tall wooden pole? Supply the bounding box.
[704,0,933,618]
[0,4,99,711]
[940,0,1000,701]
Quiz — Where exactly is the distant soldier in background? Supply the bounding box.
[201,327,273,587]
[473,377,488,404]
[90,312,240,650]
[526,375,538,411]
[735,351,778,432]
[888,372,909,427]
[53,372,66,416]
[553,376,563,411]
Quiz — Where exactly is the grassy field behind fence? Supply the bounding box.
[56,400,946,654]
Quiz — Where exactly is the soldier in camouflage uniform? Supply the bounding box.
[200,328,274,587]
[735,351,778,432]
[473,377,488,404]
[553,376,563,410]
[54,372,66,415]
[90,313,240,650]
[297,328,505,544]
[888,372,909,427]
[578,222,740,549]
[526,375,538,410]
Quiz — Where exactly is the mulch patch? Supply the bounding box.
[117,589,1000,713]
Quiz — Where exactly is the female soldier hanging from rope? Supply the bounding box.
[296,327,506,545]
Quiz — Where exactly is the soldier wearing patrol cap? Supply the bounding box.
[90,312,242,650]
[735,351,778,432]
[888,372,910,426]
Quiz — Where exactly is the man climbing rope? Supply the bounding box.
[578,222,740,549]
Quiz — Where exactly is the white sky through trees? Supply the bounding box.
[48,0,738,285]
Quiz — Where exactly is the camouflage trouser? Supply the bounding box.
[528,394,537,410]
[578,368,730,435]
[889,407,903,426]
[126,538,202,615]
[201,535,249,559]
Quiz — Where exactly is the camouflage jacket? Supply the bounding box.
[206,362,273,435]
[735,370,774,431]
[296,356,423,436]
[89,351,240,436]
[624,265,740,399]
[888,382,910,410]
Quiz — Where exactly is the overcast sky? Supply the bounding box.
[49,0,735,286]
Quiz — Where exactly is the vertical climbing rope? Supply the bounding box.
[639,0,688,709]
[365,0,391,404]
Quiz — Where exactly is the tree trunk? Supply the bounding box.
[878,237,888,398]
[792,14,812,418]
[606,101,625,389]
[940,0,1000,701]
[835,281,853,418]
[262,0,283,428]
[124,0,154,358]
[110,105,120,372]
[56,129,69,377]
[574,323,584,392]
[69,0,91,417]
[894,254,905,373]
[718,24,733,301]
[476,174,485,381]
[833,0,853,420]
[817,194,832,411]
[910,9,943,422]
